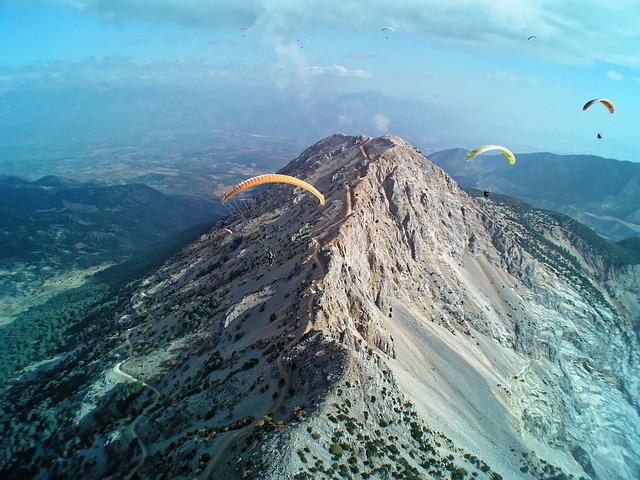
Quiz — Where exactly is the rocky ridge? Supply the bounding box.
[4,133,638,480]
[117,133,638,479]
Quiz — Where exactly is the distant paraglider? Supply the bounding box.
[381,26,395,39]
[240,27,249,38]
[220,227,233,235]
[296,38,308,49]
[583,98,615,114]
[483,191,490,199]
[527,35,537,46]
[466,145,516,166]
[584,99,614,139]
[221,174,326,206]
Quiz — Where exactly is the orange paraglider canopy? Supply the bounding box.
[582,98,615,114]
[221,174,325,206]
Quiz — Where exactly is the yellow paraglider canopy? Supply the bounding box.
[466,145,516,166]
[221,174,326,206]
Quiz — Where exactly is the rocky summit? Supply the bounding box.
[4,134,639,480]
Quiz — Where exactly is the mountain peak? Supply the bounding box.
[0,174,29,186]
[20,135,638,480]
[33,175,85,188]
[282,133,425,181]
[180,136,637,479]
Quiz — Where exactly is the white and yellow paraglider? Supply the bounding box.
[466,145,516,166]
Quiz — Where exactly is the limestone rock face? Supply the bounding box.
[281,134,639,480]
[64,134,638,480]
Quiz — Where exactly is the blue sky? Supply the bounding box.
[2,0,640,160]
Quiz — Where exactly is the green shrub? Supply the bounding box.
[329,443,343,458]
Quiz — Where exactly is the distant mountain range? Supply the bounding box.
[0,175,221,264]
[429,149,640,241]
[0,175,223,327]
[0,87,455,175]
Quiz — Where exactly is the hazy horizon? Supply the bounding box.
[1,0,639,163]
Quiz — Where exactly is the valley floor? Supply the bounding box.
[0,263,112,326]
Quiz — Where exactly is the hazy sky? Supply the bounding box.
[2,0,640,160]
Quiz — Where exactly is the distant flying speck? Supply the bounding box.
[381,26,395,40]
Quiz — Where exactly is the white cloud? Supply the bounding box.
[38,0,640,68]
[372,113,390,132]
[270,36,311,95]
[335,101,390,134]
[307,64,372,79]
[269,35,370,97]
[606,70,623,81]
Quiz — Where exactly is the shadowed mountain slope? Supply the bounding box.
[429,148,640,241]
